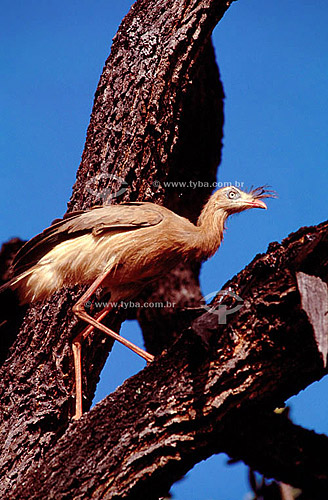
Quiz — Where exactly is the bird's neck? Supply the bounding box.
[194,205,227,260]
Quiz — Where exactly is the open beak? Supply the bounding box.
[244,199,267,210]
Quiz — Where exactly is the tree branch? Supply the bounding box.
[223,409,328,499]
[8,220,328,499]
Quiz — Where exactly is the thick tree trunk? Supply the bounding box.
[0,0,227,497]
[1,0,327,498]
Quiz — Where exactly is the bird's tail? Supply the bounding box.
[0,269,34,303]
[0,272,31,364]
[0,278,15,295]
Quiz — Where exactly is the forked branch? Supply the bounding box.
[8,221,328,500]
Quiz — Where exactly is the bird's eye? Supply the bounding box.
[227,189,240,200]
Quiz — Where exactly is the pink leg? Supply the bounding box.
[72,272,154,419]
[72,307,111,420]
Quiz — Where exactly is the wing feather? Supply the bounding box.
[12,203,164,275]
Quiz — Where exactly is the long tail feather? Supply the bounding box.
[0,269,34,297]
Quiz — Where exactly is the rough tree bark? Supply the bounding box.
[4,221,328,500]
[1,0,327,499]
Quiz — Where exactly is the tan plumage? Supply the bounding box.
[6,186,273,304]
[2,185,274,419]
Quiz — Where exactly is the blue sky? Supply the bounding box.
[1,1,328,498]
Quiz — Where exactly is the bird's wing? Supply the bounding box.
[12,203,164,275]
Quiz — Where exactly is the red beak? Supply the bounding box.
[245,199,267,210]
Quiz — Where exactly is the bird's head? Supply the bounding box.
[196,185,276,256]
[211,185,276,215]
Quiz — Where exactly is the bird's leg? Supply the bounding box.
[72,276,154,361]
[72,342,83,420]
[72,271,154,419]
[72,307,111,420]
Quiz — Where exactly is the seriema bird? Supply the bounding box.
[1,185,274,419]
